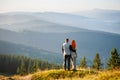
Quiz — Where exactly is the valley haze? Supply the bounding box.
[0,9,120,65]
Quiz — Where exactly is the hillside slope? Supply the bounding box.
[0,40,62,63]
[31,70,120,80]
[0,29,120,61]
[1,69,119,80]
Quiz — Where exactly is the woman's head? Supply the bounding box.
[71,40,76,49]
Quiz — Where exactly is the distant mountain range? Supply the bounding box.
[74,9,120,21]
[0,28,120,63]
[0,9,120,34]
[0,9,120,64]
[0,13,81,33]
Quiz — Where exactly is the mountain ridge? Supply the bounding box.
[0,9,120,34]
[0,28,120,62]
[0,10,120,63]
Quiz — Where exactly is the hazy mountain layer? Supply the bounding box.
[0,10,120,63]
[0,9,120,34]
[0,29,120,61]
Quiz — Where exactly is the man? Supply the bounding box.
[62,38,71,70]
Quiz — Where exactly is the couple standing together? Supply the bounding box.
[62,38,77,71]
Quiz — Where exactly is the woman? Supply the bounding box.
[69,40,77,70]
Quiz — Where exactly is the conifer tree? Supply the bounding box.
[0,54,61,75]
[92,53,101,70]
[28,59,32,73]
[80,56,87,68]
[19,60,26,75]
[107,48,120,69]
[32,60,39,73]
[17,67,20,74]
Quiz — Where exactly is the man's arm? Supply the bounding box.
[69,45,76,52]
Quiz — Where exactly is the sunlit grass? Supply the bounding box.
[1,69,120,80]
[98,70,120,80]
[32,69,97,80]
[32,69,120,80]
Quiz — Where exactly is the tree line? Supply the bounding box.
[79,48,120,70]
[0,48,119,75]
[0,54,61,75]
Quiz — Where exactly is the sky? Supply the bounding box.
[0,0,120,13]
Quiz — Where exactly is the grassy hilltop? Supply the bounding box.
[1,69,120,80]
[32,69,120,80]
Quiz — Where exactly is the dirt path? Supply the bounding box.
[0,74,32,80]
[18,74,32,80]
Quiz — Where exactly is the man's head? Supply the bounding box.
[66,38,69,43]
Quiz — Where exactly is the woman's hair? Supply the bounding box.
[71,40,76,49]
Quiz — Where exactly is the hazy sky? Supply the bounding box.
[0,0,120,13]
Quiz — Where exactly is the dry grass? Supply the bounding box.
[32,69,120,80]
[97,70,120,80]
[0,74,32,80]
[0,69,120,80]
[32,69,97,80]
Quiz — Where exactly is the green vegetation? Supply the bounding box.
[92,53,101,70]
[0,40,62,64]
[0,48,120,80]
[80,56,87,68]
[107,48,120,69]
[0,54,61,75]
